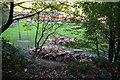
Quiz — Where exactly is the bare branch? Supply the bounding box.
[43,20,51,30]
[37,20,51,45]
[40,24,62,48]
[47,22,57,30]
[35,13,40,48]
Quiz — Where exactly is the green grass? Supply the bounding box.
[56,24,85,39]
[2,22,36,48]
[2,22,85,49]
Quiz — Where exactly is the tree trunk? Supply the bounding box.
[35,13,39,49]
[114,41,120,61]
[0,2,51,35]
[108,42,114,62]
[95,38,100,57]
[108,21,115,62]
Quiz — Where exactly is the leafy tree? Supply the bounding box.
[1,1,74,35]
[81,2,120,62]
[0,1,52,34]
[63,2,120,62]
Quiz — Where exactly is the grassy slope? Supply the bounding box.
[2,22,85,48]
[56,24,85,39]
[2,22,36,48]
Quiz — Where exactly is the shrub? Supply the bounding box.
[66,61,87,71]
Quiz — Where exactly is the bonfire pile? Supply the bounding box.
[46,37,75,45]
[29,45,92,62]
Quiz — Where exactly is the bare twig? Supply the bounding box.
[40,24,62,48]
[35,13,40,48]
[37,20,51,46]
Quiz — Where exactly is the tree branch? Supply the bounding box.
[35,13,40,48]
[40,24,62,48]
[14,1,30,6]
[13,4,51,20]
[102,33,110,43]
[37,20,51,46]
[17,5,36,10]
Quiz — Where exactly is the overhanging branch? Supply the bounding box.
[17,5,37,10]
[13,4,51,20]
[14,1,30,6]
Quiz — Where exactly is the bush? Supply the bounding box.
[66,61,87,71]
[91,56,111,69]
[91,56,110,63]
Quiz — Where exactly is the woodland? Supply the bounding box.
[1,1,120,79]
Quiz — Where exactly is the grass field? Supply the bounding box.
[2,22,85,49]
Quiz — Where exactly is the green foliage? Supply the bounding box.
[69,17,81,23]
[30,1,72,13]
[64,41,87,49]
[97,69,109,78]
[66,61,86,71]
[66,61,78,70]
[61,20,71,23]
[91,57,112,72]
[91,57,110,64]
[80,2,120,61]
[1,2,9,26]
[66,58,119,78]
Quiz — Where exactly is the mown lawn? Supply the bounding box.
[2,22,85,48]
